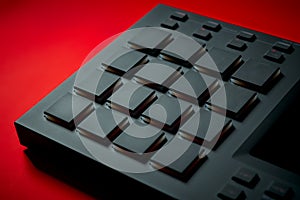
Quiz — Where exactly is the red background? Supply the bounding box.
[1,0,299,199]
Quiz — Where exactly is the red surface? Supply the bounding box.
[1,0,299,199]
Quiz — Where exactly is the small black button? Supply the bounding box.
[273,42,294,54]
[264,50,285,63]
[237,31,256,42]
[232,168,260,188]
[170,11,188,22]
[161,18,179,30]
[227,39,247,51]
[218,184,246,200]
[193,28,212,41]
[264,182,293,200]
[203,21,221,32]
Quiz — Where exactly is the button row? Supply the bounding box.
[76,49,264,123]
[161,10,223,39]
[218,166,295,200]
[44,88,240,182]
[75,30,278,122]
[224,31,294,64]
[77,106,208,181]
[159,17,294,67]
[73,66,259,124]
[218,167,259,200]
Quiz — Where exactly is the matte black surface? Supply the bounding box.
[160,35,205,67]
[77,106,128,143]
[231,59,281,93]
[227,39,247,51]
[142,94,193,133]
[232,168,260,188]
[237,31,256,42]
[203,21,221,32]
[193,28,212,41]
[113,123,166,154]
[250,89,300,175]
[107,81,156,118]
[264,182,294,200]
[150,137,207,181]
[14,4,300,200]
[169,70,218,105]
[264,50,285,63]
[217,184,246,200]
[161,18,179,30]
[180,109,232,149]
[194,47,242,79]
[44,93,93,130]
[103,50,147,77]
[128,27,172,56]
[206,84,258,120]
[273,42,294,54]
[134,62,181,92]
[74,70,121,104]
[170,11,188,22]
